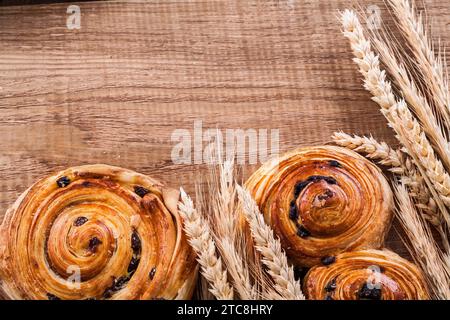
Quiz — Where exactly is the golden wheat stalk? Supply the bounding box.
[213,238,256,299]
[332,131,450,250]
[205,160,257,300]
[197,149,260,300]
[372,35,450,170]
[332,131,436,213]
[394,183,450,299]
[341,10,450,231]
[332,131,403,173]
[236,185,305,300]
[388,0,450,130]
[392,97,450,230]
[195,274,216,300]
[178,188,234,300]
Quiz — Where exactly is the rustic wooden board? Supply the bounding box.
[1,0,449,258]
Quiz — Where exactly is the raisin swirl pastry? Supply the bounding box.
[245,146,393,267]
[0,164,197,300]
[304,249,429,300]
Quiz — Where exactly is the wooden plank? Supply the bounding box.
[1,0,449,258]
[0,1,92,6]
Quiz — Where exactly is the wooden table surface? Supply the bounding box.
[1,0,449,258]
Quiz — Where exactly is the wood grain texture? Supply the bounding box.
[1,0,449,258]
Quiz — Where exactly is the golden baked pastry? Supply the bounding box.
[304,249,429,300]
[245,146,393,267]
[0,164,197,300]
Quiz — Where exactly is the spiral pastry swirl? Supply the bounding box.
[304,249,429,300]
[245,146,393,267]
[0,164,197,300]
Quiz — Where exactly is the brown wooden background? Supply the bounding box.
[1,0,450,258]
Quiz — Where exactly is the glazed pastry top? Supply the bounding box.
[304,249,429,300]
[0,164,197,300]
[245,146,393,267]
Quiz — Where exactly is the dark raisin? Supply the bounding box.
[81,181,91,187]
[324,295,334,300]
[88,237,102,252]
[294,176,336,198]
[128,256,140,274]
[102,276,130,298]
[325,278,337,292]
[294,180,311,198]
[317,190,334,201]
[308,175,337,185]
[103,289,113,299]
[85,297,96,300]
[297,225,311,238]
[329,160,342,168]
[358,282,382,300]
[321,256,336,266]
[289,201,298,220]
[149,267,157,280]
[74,216,88,227]
[131,231,141,253]
[46,293,61,300]
[113,276,129,291]
[293,266,307,280]
[56,176,71,188]
[134,186,150,198]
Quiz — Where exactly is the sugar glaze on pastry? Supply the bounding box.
[304,249,429,300]
[0,164,197,300]
[245,146,393,267]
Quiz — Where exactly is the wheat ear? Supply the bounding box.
[207,160,257,299]
[332,131,450,250]
[388,0,450,130]
[178,188,234,300]
[394,183,450,299]
[332,131,431,215]
[332,131,403,173]
[341,10,450,230]
[236,185,305,300]
[372,35,450,170]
